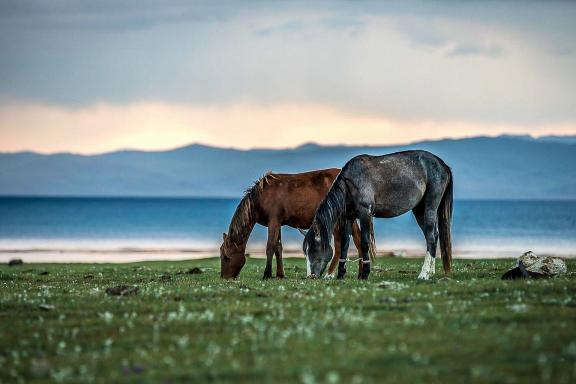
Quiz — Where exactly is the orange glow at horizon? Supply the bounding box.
[1,101,575,154]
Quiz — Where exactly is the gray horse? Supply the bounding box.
[303,150,453,280]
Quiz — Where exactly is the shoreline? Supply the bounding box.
[1,247,574,263]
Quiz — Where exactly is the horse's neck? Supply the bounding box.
[228,197,258,248]
[229,220,255,249]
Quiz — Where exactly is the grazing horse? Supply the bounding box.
[303,150,453,280]
[220,169,372,279]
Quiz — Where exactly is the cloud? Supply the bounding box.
[0,0,239,30]
[0,0,575,128]
[321,15,364,31]
[253,20,308,36]
[254,15,364,37]
[446,42,505,57]
[394,18,506,58]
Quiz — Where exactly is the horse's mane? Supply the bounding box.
[303,175,347,254]
[228,172,278,244]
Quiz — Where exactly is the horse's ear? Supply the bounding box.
[222,233,228,242]
[297,228,308,237]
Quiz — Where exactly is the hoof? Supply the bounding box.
[307,274,318,279]
[275,274,285,279]
[418,252,436,281]
[417,271,433,280]
[324,273,335,280]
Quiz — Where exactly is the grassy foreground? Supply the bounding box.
[1,257,575,383]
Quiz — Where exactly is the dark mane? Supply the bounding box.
[303,175,347,254]
[227,172,277,244]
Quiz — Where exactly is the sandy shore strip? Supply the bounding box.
[1,247,573,263]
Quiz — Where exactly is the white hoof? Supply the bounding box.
[418,252,436,280]
[418,269,433,280]
[324,273,335,280]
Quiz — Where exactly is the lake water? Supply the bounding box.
[0,198,575,261]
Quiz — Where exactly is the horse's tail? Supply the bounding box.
[351,219,377,261]
[438,166,453,273]
[368,219,377,262]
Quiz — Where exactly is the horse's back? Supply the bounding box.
[257,168,341,227]
[262,168,340,195]
[270,168,340,188]
[344,150,448,180]
[341,150,450,217]
[346,150,442,167]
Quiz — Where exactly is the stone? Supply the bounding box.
[502,251,567,280]
[8,259,23,266]
[105,285,139,296]
[159,273,172,281]
[519,251,567,275]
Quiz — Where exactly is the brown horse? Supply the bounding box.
[220,169,372,279]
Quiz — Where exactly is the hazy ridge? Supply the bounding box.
[1,135,575,199]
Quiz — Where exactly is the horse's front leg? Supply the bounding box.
[337,220,352,279]
[359,216,372,280]
[351,220,363,278]
[263,222,280,279]
[274,231,284,278]
[326,228,342,278]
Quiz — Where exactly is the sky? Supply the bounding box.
[0,0,575,154]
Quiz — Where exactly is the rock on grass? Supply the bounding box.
[105,285,139,296]
[174,267,203,275]
[39,304,55,311]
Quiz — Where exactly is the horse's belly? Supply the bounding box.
[374,205,413,218]
[373,186,424,218]
[282,204,317,228]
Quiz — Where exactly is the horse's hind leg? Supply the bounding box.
[359,216,372,280]
[274,230,284,278]
[263,222,280,279]
[351,220,364,279]
[413,199,440,280]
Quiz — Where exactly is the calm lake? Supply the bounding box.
[1,198,575,260]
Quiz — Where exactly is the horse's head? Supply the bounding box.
[220,233,246,278]
[303,226,332,278]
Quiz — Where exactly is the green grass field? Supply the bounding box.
[1,257,575,383]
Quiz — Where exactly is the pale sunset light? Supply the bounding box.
[1,101,575,153]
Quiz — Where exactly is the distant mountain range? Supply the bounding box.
[499,134,576,145]
[1,135,575,199]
